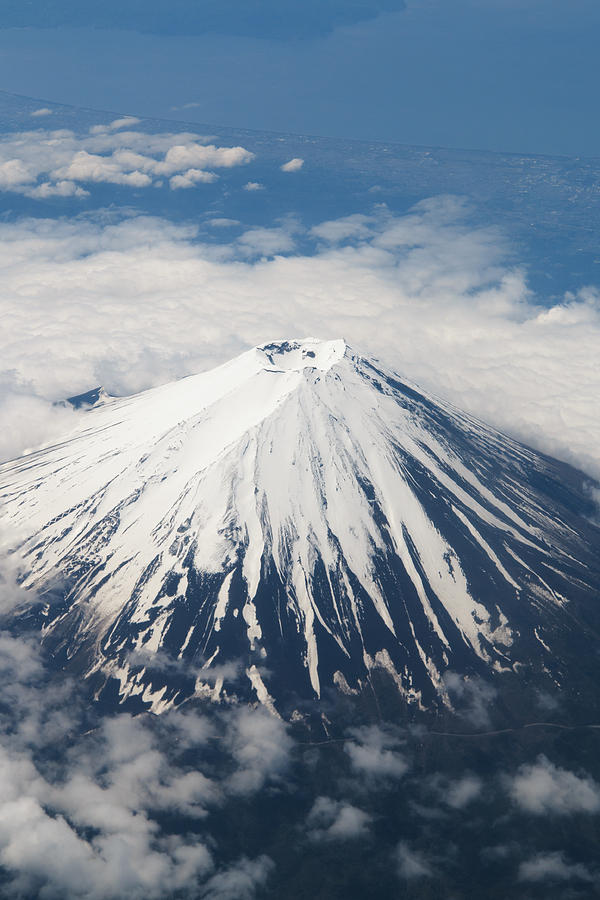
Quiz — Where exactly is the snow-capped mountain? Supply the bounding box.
[1,339,599,716]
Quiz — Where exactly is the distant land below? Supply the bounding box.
[0,89,599,301]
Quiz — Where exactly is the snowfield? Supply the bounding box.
[1,339,598,715]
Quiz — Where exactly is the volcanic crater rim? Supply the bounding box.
[255,337,348,373]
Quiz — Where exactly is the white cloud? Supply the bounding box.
[345,725,408,780]
[30,107,53,117]
[444,774,483,808]
[0,127,253,198]
[0,158,32,189]
[54,150,153,187]
[306,797,371,841]
[89,117,141,135]
[225,706,292,796]
[442,673,496,728]
[518,852,594,882]
[200,856,274,900]
[0,641,211,898]
[237,225,297,257]
[0,631,289,900]
[171,102,203,112]
[154,143,253,175]
[169,169,219,189]
[281,157,304,172]
[395,842,432,880]
[0,383,80,464]
[208,218,240,228]
[0,201,598,482]
[243,181,264,191]
[311,213,373,243]
[0,563,32,617]
[508,755,600,815]
[26,179,89,198]
[106,116,142,132]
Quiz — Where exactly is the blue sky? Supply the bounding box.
[0,0,598,156]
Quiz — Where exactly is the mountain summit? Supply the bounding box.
[1,339,599,717]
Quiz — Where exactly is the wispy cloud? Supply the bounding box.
[518,852,595,883]
[395,842,432,880]
[442,673,496,728]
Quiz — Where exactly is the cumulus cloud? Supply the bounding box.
[518,852,594,883]
[0,200,599,481]
[0,158,31,190]
[345,725,408,780]
[0,630,291,899]
[0,642,210,898]
[169,169,218,189]
[154,143,253,175]
[280,158,304,173]
[443,774,483,808]
[27,179,90,198]
[306,797,371,841]
[30,107,53,117]
[225,706,292,796]
[243,181,264,191]
[54,150,153,187]
[395,842,432,880]
[0,127,253,199]
[508,755,600,815]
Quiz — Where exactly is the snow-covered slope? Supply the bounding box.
[1,339,599,715]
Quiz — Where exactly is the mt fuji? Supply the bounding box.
[1,339,599,719]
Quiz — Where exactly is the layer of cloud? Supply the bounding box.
[0,626,287,899]
[0,122,253,199]
[508,755,600,816]
[0,199,599,484]
[0,570,598,897]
